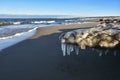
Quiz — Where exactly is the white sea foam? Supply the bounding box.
[31,20,56,24]
[0,27,38,40]
[0,27,37,51]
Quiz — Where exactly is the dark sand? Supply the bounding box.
[0,23,120,80]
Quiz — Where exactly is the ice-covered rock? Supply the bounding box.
[60,23,120,56]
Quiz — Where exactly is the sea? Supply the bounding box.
[0,17,87,51]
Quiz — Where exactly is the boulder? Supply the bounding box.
[60,23,120,56]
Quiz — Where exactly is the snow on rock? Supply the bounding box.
[60,23,120,56]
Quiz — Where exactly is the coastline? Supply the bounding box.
[0,22,120,80]
[30,22,98,39]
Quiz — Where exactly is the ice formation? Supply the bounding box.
[60,23,120,56]
[61,43,80,56]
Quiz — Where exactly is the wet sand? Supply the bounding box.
[0,23,120,80]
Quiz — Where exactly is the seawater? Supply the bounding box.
[0,24,60,51]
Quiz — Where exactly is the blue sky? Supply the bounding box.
[0,0,119,16]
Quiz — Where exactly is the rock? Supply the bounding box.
[60,23,120,55]
[60,23,120,49]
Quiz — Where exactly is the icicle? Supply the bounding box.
[99,52,102,56]
[99,51,103,56]
[113,50,117,56]
[67,44,71,55]
[75,45,79,55]
[105,49,109,55]
[92,48,95,51]
[70,45,74,52]
[95,49,103,56]
[66,44,74,55]
[61,43,66,56]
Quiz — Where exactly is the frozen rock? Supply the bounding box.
[60,23,120,56]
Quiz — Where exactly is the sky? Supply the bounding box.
[0,0,119,16]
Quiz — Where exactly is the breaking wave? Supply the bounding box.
[0,27,37,40]
[0,27,37,51]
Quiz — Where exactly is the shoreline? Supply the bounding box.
[0,22,120,80]
[0,22,97,51]
[30,22,98,39]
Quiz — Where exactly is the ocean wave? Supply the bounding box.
[0,27,38,40]
[0,28,37,51]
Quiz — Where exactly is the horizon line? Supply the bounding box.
[0,14,120,17]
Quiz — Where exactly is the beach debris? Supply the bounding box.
[60,22,120,56]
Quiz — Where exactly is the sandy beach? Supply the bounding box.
[0,23,120,80]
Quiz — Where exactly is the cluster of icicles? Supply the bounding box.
[61,43,118,56]
[60,23,120,56]
[61,44,79,56]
